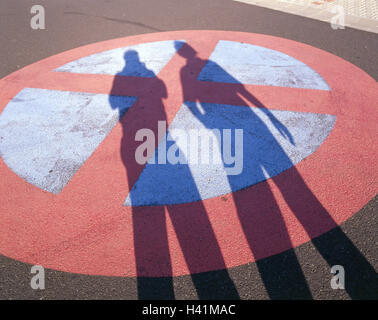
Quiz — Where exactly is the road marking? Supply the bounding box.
[198,40,330,90]
[0,31,376,277]
[125,102,335,206]
[0,88,136,194]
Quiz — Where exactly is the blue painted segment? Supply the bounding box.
[125,102,335,206]
[0,88,136,194]
[198,40,330,90]
[55,40,185,77]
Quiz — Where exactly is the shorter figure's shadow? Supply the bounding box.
[109,50,239,299]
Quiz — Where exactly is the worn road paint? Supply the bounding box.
[198,40,330,90]
[0,88,136,194]
[56,40,185,77]
[125,102,335,206]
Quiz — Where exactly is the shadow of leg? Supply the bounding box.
[137,276,175,300]
[133,206,175,299]
[274,168,378,299]
[233,183,313,299]
[168,202,240,299]
[312,227,378,299]
[256,249,312,300]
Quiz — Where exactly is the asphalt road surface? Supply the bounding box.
[0,0,377,300]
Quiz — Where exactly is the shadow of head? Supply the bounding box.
[123,49,142,65]
[174,41,197,59]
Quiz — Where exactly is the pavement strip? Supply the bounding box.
[233,0,378,33]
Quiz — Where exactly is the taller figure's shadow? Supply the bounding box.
[175,42,378,299]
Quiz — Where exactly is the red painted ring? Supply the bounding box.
[0,31,376,277]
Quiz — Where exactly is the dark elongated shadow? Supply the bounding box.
[175,42,378,300]
[110,50,174,299]
[109,50,239,299]
[175,42,311,299]
[273,169,378,299]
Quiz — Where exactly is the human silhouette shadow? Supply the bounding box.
[174,41,378,300]
[109,50,239,299]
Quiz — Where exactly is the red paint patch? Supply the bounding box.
[0,31,377,277]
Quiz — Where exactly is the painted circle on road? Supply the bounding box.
[0,31,377,277]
